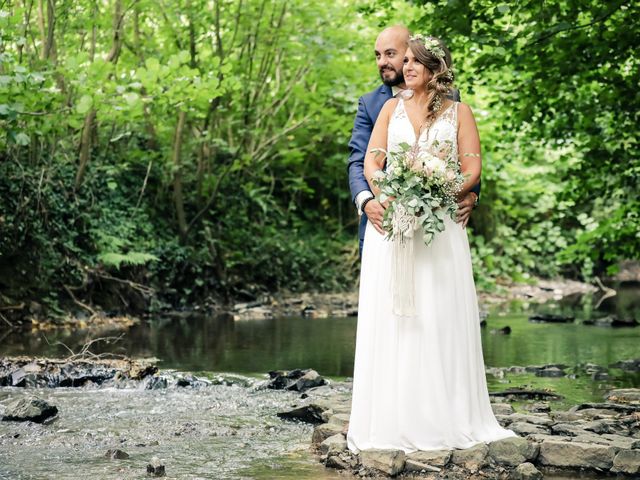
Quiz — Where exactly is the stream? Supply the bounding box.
[1,286,639,479]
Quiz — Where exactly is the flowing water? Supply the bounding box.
[1,286,639,479]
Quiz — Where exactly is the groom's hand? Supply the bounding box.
[364,199,386,235]
[456,192,477,229]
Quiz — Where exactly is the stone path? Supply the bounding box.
[279,385,640,478]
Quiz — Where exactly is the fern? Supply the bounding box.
[98,252,159,269]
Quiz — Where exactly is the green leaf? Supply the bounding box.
[14,132,30,145]
[76,94,93,114]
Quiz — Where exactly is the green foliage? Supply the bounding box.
[0,0,637,313]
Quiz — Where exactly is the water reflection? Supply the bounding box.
[1,287,639,379]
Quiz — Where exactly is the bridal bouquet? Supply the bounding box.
[372,140,464,246]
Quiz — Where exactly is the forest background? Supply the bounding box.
[1,0,638,316]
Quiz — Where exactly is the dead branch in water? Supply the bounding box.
[593,276,617,309]
[44,333,127,361]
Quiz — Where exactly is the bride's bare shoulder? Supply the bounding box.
[382,97,399,110]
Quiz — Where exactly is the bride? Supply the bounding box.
[346,34,516,453]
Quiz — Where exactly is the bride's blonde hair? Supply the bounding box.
[407,35,454,126]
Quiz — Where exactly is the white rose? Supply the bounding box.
[423,156,446,175]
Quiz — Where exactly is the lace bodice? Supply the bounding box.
[388,96,458,165]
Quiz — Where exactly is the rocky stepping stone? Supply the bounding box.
[1,396,58,423]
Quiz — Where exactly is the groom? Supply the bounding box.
[348,25,480,255]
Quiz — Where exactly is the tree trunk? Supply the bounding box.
[75,109,97,189]
[172,111,188,241]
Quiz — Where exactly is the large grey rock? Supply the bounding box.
[1,396,58,423]
[406,449,451,467]
[360,449,406,476]
[311,423,343,445]
[567,407,616,419]
[551,410,582,422]
[266,368,327,392]
[551,422,587,436]
[524,402,551,413]
[611,449,640,475]
[601,433,640,449]
[277,403,326,423]
[510,462,543,480]
[319,433,347,455]
[450,443,489,471]
[506,413,554,426]
[538,440,617,469]
[327,413,350,429]
[403,459,441,473]
[584,418,625,435]
[509,422,550,436]
[526,433,569,444]
[491,403,515,415]
[325,453,349,470]
[488,437,539,466]
[606,388,640,404]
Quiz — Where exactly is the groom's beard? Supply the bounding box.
[380,66,404,86]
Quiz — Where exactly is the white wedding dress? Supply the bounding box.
[347,98,516,454]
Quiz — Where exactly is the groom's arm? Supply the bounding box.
[347,96,375,213]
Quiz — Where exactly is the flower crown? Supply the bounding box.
[409,34,446,60]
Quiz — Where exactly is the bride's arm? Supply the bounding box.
[456,103,482,200]
[364,98,397,197]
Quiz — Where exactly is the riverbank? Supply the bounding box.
[1,276,607,331]
[1,356,640,478]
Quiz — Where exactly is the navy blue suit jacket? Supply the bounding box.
[347,85,478,254]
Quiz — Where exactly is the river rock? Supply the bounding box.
[265,369,327,392]
[583,418,626,435]
[492,403,515,415]
[450,443,488,471]
[360,449,405,476]
[606,388,640,404]
[320,433,347,455]
[538,440,617,469]
[327,413,350,429]
[551,422,588,436]
[146,456,166,477]
[528,313,574,323]
[535,366,565,377]
[325,453,350,470]
[143,376,168,390]
[524,402,550,413]
[406,449,451,467]
[488,437,539,466]
[403,459,441,473]
[611,449,640,475]
[312,423,343,445]
[610,358,640,372]
[506,413,554,426]
[105,449,129,459]
[490,388,563,401]
[602,433,640,448]
[509,462,542,480]
[572,402,640,415]
[509,422,550,436]
[551,410,582,422]
[1,396,58,423]
[277,403,326,423]
[584,315,638,327]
